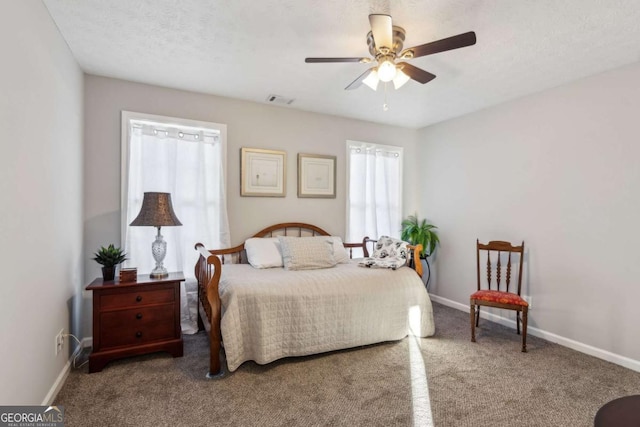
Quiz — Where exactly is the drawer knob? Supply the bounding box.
[136,295,142,302]
[135,331,142,338]
[136,313,143,320]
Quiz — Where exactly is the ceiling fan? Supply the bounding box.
[305,14,476,91]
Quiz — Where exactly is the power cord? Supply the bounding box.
[63,333,89,369]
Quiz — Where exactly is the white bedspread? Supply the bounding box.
[219,261,435,371]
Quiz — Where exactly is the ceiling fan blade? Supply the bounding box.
[369,14,393,50]
[397,62,436,84]
[400,31,476,59]
[305,57,369,63]
[345,67,375,90]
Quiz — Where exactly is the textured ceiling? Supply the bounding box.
[43,0,640,129]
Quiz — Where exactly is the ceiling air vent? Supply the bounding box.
[266,94,295,105]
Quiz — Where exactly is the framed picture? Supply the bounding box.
[297,153,336,198]
[241,147,286,197]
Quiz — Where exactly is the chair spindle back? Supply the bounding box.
[476,240,525,295]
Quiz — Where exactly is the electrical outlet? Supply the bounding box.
[523,295,533,310]
[55,329,64,356]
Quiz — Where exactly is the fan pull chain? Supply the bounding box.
[383,82,389,111]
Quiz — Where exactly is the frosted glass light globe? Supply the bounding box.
[393,69,411,89]
[377,60,397,82]
[363,69,379,91]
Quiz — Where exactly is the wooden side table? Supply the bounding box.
[86,272,184,373]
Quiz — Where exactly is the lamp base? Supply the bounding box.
[150,267,168,278]
[150,227,168,278]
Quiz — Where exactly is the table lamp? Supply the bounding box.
[130,192,182,278]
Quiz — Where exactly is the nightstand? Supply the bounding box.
[86,272,184,373]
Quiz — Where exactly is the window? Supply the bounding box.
[121,111,230,332]
[346,140,403,245]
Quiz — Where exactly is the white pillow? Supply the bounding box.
[331,236,351,264]
[244,237,283,268]
[278,236,337,270]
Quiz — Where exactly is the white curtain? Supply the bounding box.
[124,122,230,333]
[346,141,403,246]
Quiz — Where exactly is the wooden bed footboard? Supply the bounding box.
[194,222,422,377]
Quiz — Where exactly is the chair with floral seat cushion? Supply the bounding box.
[470,240,529,352]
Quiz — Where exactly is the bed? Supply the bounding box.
[194,222,435,377]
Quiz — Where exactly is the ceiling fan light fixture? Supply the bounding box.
[377,59,397,82]
[363,68,379,91]
[392,68,410,89]
[305,14,476,92]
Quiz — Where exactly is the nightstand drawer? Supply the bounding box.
[100,287,175,309]
[100,304,176,348]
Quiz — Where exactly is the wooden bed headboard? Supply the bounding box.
[198,222,377,265]
[253,222,330,237]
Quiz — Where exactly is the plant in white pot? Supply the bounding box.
[401,214,439,288]
[93,244,127,281]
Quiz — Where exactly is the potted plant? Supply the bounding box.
[93,244,127,281]
[401,214,439,287]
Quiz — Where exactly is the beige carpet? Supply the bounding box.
[55,303,640,426]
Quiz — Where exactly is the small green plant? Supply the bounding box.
[401,214,439,258]
[93,244,127,267]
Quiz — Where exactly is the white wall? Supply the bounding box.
[83,75,419,336]
[0,1,83,404]
[418,61,640,363]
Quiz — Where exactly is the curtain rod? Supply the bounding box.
[131,124,219,140]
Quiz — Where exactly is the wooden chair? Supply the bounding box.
[470,240,529,352]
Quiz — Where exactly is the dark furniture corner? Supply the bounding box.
[595,395,640,426]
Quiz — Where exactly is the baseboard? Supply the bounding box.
[430,294,640,373]
[42,337,92,405]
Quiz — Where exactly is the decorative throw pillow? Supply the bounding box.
[359,236,409,270]
[278,236,337,270]
[331,236,351,264]
[372,236,409,261]
[245,237,283,268]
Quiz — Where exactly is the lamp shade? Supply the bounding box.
[130,192,182,227]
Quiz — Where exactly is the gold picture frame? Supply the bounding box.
[241,147,287,197]
[297,153,336,198]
